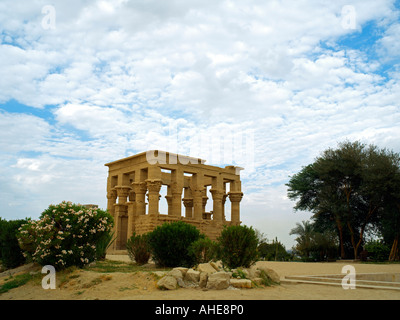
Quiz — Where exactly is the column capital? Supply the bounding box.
[192,188,205,198]
[146,179,162,193]
[114,185,131,197]
[107,188,117,200]
[132,181,147,194]
[228,191,243,203]
[170,181,183,195]
[182,198,194,207]
[165,195,173,205]
[210,188,225,200]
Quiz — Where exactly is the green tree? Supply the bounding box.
[289,220,338,261]
[287,141,400,259]
[289,221,314,259]
[258,237,290,261]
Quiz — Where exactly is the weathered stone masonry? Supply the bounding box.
[105,150,243,251]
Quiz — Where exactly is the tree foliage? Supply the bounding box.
[287,141,400,260]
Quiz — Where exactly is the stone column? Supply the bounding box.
[106,188,117,251]
[182,187,193,218]
[192,172,204,220]
[106,188,117,216]
[132,182,147,215]
[193,188,204,220]
[170,182,183,217]
[202,194,208,214]
[210,189,224,221]
[114,186,131,250]
[228,191,243,223]
[146,179,162,216]
[165,186,172,215]
[222,193,228,221]
[126,194,136,240]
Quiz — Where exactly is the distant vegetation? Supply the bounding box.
[287,141,400,261]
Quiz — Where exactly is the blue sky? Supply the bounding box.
[1,0,400,249]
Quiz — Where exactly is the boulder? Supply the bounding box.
[173,267,189,278]
[248,265,280,283]
[230,279,252,289]
[257,266,280,283]
[197,263,217,274]
[157,275,178,290]
[167,269,183,280]
[210,261,223,271]
[184,268,200,283]
[199,271,208,288]
[206,271,231,290]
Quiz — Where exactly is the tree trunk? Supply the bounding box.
[347,221,358,259]
[389,235,399,261]
[336,222,345,259]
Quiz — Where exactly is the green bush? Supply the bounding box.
[364,240,391,262]
[147,221,202,267]
[0,218,28,269]
[96,230,116,261]
[17,201,113,270]
[216,225,259,269]
[188,237,217,265]
[126,233,151,265]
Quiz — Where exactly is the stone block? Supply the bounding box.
[199,271,208,288]
[157,275,178,290]
[173,267,189,277]
[210,261,223,271]
[197,263,217,274]
[230,279,252,289]
[206,271,231,290]
[167,269,183,280]
[184,268,200,283]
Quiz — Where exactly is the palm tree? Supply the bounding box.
[289,220,314,259]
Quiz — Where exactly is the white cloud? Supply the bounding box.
[0,0,399,248]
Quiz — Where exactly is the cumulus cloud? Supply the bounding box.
[0,0,399,247]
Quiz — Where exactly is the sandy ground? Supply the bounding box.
[1,256,400,300]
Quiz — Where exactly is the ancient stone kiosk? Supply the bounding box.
[105,150,244,252]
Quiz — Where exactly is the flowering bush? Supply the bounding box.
[17,201,113,270]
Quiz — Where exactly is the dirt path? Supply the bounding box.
[1,259,400,300]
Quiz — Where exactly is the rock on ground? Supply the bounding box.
[157,275,178,290]
[206,271,231,290]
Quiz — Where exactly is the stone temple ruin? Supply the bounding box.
[105,150,244,252]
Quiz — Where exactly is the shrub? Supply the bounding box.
[147,221,202,267]
[0,218,29,269]
[126,233,151,265]
[95,230,116,261]
[188,237,217,265]
[216,225,259,269]
[17,201,113,270]
[364,240,391,262]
